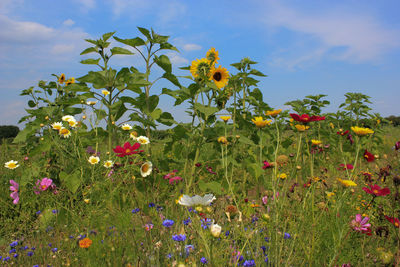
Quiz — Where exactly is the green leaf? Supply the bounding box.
[114,36,145,47]
[159,42,179,52]
[137,27,151,40]
[59,170,81,194]
[102,31,116,41]
[65,83,90,92]
[80,58,100,65]
[162,73,181,87]
[85,39,99,46]
[154,55,172,73]
[80,47,97,55]
[147,95,159,113]
[94,109,107,121]
[157,112,175,126]
[110,47,134,55]
[150,108,162,120]
[13,125,35,143]
[28,100,36,108]
[193,103,219,118]
[249,69,267,77]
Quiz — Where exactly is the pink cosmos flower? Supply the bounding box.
[351,214,371,232]
[9,180,19,205]
[163,170,183,184]
[34,178,54,194]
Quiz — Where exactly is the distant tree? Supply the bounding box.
[0,125,20,139]
[384,115,400,126]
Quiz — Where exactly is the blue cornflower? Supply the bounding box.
[52,248,58,252]
[48,243,52,247]
[284,233,291,239]
[149,202,155,208]
[31,247,36,250]
[183,217,191,225]
[131,208,140,214]
[251,216,258,223]
[27,251,34,256]
[36,210,41,215]
[22,246,29,250]
[156,205,163,211]
[13,253,18,258]
[200,257,208,264]
[3,256,10,261]
[172,234,186,242]
[166,253,173,259]
[9,248,16,254]
[69,235,74,239]
[264,237,270,242]
[52,209,58,214]
[78,234,86,240]
[162,219,174,227]
[33,265,39,267]
[265,256,269,263]
[0,256,2,260]
[201,218,212,229]
[243,259,255,267]
[225,230,230,237]
[261,246,266,254]
[185,245,194,255]
[9,241,18,247]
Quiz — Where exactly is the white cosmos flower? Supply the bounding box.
[88,156,100,165]
[210,221,222,237]
[137,136,150,145]
[178,194,216,207]
[140,161,153,177]
[103,160,113,168]
[121,123,132,131]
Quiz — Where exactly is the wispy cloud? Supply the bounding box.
[182,43,202,52]
[260,0,400,68]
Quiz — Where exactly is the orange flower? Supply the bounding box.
[79,237,93,248]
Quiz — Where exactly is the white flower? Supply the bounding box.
[103,160,113,168]
[59,127,71,138]
[62,115,75,122]
[87,101,97,105]
[210,221,222,237]
[4,160,19,170]
[88,156,100,165]
[51,122,63,130]
[121,123,132,131]
[137,136,150,145]
[178,194,216,207]
[68,119,78,128]
[140,161,153,177]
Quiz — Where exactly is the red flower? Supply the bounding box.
[395,141,400,150]
[290,113,325,123]
[338,164,354,170]
[362,184,390,197]
[262,160,274,169]
[337,130,349,136]
[363,149,375,162]
[113,142,142,157]
[385,215,400,228]
[362,227,372,236]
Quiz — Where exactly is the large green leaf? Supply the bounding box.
[80,58,101,65]
[193,103,219,118]
[111,47,134,55]
[154,55,172,73]
[80,47,97,55]
[114,36,145,47]
[137,27,151,40]
[59,170,81,194]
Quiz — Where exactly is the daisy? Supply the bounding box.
[68,119,78,128]
[5,160,19,170]
[62,115,75,122]
[87,101,97,105]
[51,122,63,131]
[121,124,132,131]
[137,136,150,145]
[140,162,153,177]
[103,160,114,168]
[88,156,100,165]
[59,128,71,138]
[178,194,216,207]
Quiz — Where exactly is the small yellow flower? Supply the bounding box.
[218,136,228,145]
[351,126,374,136]
[51,122,63,131]
[130,131,138,140]
[58,73,65,84]
[5,160,19,170]
[337,178,357,187]
[176,195,183,204]
[325,191,335,198]
[220,115,231,123]
[103,160,113,168]
[278,173,287,179]
[265,109,282,117]
[121,124,132,131]
[84,199,90,204]
[329,122,335,129]
[68,119,78,128]
[88,156,100,165]
[102,89,110,96]
[59,128,71,138]
[251,116,271,128]
[311,139,322,146]
[65,77,75,85]
[295,124,309,132]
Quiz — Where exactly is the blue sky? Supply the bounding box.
[1,0,400,126]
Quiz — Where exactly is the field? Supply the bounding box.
[1,29,400,266]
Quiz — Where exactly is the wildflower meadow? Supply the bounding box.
[1,28,400,266]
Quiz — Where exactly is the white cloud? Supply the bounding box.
[63,19,75,26]
[182,43,202,52]
[73,0,95,10]
[165,52,188,66]
[260,1,400,67]
[51,44,75,55]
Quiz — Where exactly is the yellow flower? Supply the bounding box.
[130,131,138,140]
[176,195,183,204]
[337,178,357,187]
[190,58,213,78]
[220,115,231,123]
[210,66,229,89]
[325,191,335,198]
[218,136,228,145]
[278,173,287,179]
[210,222,222,237]
[102,89,110,96]
[329,122,335,129]
[351,126,374,136]
[58,73,65,84]
[103,160,113,168]
[51,122,63,131]
[311,139,322,146]
[62,115,75,122]
[88,156,100,165]
[206,47,220,65]
[265,109,282,117]
[59,128,71,138]
[68,119,78,128]
[65,77,75,85]
[251,116,271,128]
[295,124,309,132]
[84,199,90,204]
[4,160,19,170]
[121,124,132,131]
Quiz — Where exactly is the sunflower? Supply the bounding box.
[220,115,231,123]
[58,73,65,84]
[59,128,71,138]
[140,161,153,177]
[217,136,228,145]
[251,116,271,128]
[265,109,282,117]
[190,58,213,79]
[88,156,100,165]
[351,126,374,136]
[206,47,220,65]
[210,66,229,89]
[4,160,19,170]
[65,77,75,85]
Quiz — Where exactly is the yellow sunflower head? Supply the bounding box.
[351,126,374,136]
[210,66,229,89]
[265,109,282,117]
[65,77,75,85]
[251,116,271,128]
[190,58,213,79]
[220,115,231,123]
[58,74,65,84]
[206,47,220,65]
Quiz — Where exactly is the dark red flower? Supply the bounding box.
[395,141,400,150]
[338,164,354,170]
[385,215,400,228]
[363,150,375,162]
[262,161,274,169]
[290,113,325,123]
[362,184,390,197]
[362,227,372,236]
[113,142,142,157]
[347,134,354,145]
[337,130,349,136]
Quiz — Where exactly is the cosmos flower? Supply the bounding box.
[290,113,325,123]
[113,142,142,157]
[362,184,390,197]
[351,214,371,232]
[137,136,150,145]
[34,178,54,194]
[363,150,375,162]
[262,160,274,169]
[88,156,100,165]
[178,194,216,207]
[385,215,400,228]
[9,180,19,204]
[121,124,132,131]
[103,160,113,168]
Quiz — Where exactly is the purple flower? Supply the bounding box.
[284,233,291,239]
[34,177,54,194]
[243,259,255,266]
[162,219,174,227]
[200,257,208,264]
[9,180,19,204]
[27,251,34,256]
[172,234,186,241]
[351,214,371,232]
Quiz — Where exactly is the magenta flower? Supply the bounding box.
[9,180,19,205]
[163,170,183,184]
[351,214,371,232]
[34,178,54,194]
